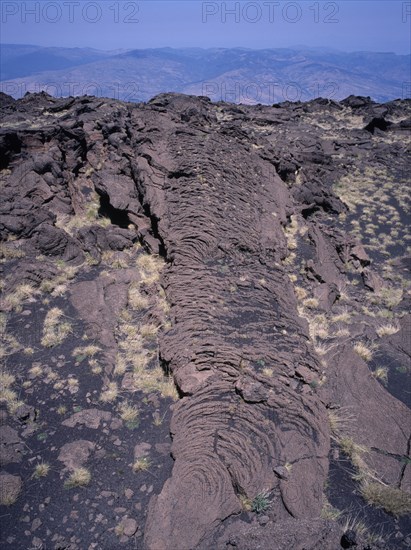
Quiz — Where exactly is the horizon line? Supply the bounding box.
[2,43,410,56]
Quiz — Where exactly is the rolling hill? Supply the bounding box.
[1,44,410,103]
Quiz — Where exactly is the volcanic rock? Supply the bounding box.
[0,91,410,550]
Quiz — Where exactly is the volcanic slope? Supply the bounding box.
[0,91,410,550]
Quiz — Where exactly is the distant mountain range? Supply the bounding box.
[1,44,410,104]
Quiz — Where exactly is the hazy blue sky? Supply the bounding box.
[1,0,410,54]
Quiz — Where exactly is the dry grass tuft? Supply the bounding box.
[341,515,369,538]
[136,254,164,285]
[2,284,39,312]
[0,368,24,414]
[0,481,20,506]
[0,369,15,390]
[118,401,139,423]
[159,376,179,400]
[0,243,25,262]
[361,482,411,516]
[140,323,159,340]
[111,256,177,400]
[335,327,350,338]
[89,359,102,375]
[0,323,21,359]
[33,462,50,479]
[41,307,72,347]
[328,408,356,439]
[376,323,400,337]
[239,494,252,511]
[67,377,79,388]
[308,314,329,340]
[302,297,319,309]
[136,254,164,272]
[294,286,307,300]
[40,265,78,296]
[56,192,109,235]
[100,382,119,403]
[338,437,370,478]
[29,364,43,377]
[353,342,373,362]
[128,286,150,310]
[367,287,403,310]
[339,437,368,460]
[133,457,151,472]
[332,309,351,323]
[313,342,335,356]
[73,344,101,358]
[372,367,388,385]
[321,500,343,521]
[113,355,128,377]
[64,467,91,488]
[101,250,130,269]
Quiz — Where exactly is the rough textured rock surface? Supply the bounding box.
[202,517,345,550]
[0,473,23,506]
[135,95,329,549]
[0,92,410,549]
